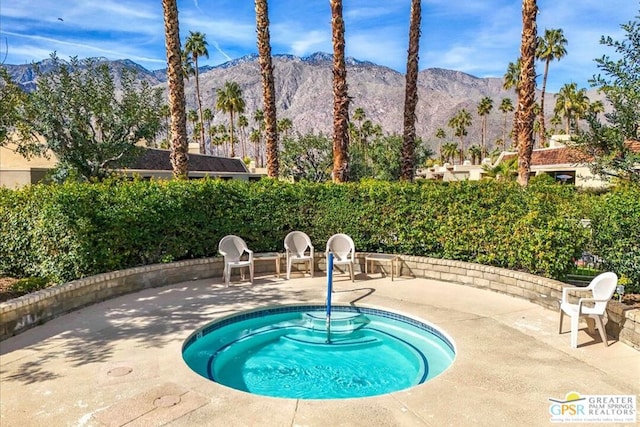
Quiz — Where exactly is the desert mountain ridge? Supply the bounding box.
[4,52,600,149]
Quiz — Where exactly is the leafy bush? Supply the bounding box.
[0,178,601,285]
[589,184,640,293]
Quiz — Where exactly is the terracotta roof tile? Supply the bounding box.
[502,146,591,166]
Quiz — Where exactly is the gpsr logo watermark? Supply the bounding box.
[549,392,636,423]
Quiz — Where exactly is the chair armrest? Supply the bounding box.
[577,297,611,312]
[561,286,591,303]
[246,249,254,262]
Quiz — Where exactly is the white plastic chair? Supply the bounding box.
[284,231,314,279]
[218,235,254,287]
[559,272,618,348]
[325,233,355,282]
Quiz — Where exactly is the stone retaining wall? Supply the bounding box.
[1,254,638,349]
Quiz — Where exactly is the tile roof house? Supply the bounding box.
[0,145,265,188]
[419,135,640,188]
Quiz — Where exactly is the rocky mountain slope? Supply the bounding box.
[5,53,574,150]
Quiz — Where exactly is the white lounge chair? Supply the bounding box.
[218,235,254,286]
[284,231,314,279]
[558,272,618,348]
[325,233,355,282]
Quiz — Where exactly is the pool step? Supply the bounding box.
[303,311,367,333]
[281,333,381,348]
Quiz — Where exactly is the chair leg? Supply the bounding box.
[570,315,579,348]
[287,258,292,280]
[559,310,564,334]
[594,315,609,347]
[249,263,254,284]
[349,264,354,282]
[225,267,231,287]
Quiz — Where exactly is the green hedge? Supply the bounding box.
[0,178,620,287]
[589,184,640,293]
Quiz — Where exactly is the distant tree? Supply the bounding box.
[503,59,521,148]
[277,117,293,138]
[574,11,640,183]
[253,108,265,166]
[216,81,245,157]
[477,96,493,158]
[441,142,458,164]
[203,108,213,153]
[162,0,188,179]
[280,132,333,182]
[10,54,163,181]
[435,128,446,162]
[498,98,514,149]
[516,0,538,187]
[181,50,195,81]
[238,114,249,158]
[554,82,589,134]
[184,31,209,153]
[255,0,279,177]
[536,28,568,145]
[482,157,518,181]
[400,0,422,181]
[330,0,350,182]
[0,67,28,145]
[468,144,482,165]
[448,109,472,158]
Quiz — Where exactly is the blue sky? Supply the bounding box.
[1,0,636,93]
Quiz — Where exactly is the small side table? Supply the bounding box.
[365,254,399,281]
[254,252,281,278]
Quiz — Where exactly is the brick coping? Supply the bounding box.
[1,254,638,349]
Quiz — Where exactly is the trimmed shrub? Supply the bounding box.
[0,178,596,284]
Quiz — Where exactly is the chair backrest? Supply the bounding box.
[284,231,312,257]
[588,272,618,313]
[326,233,355,262]
[218,235,248,262]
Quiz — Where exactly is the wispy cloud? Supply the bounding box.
[1,0,635,92]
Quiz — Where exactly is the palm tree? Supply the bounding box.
[277,117,293,138]
[435,128,446,162]
[184,31,209,154]
[482,157,518,181]
[187,109,199,145]
[536,28,567,146]
[477,96,493,159]
[468,144,482,165]
[447,109,472,161]
[238,115,249,158]
[400,0,422,181]
[216,81,245,157]
[255,0,279,177]
[441,142,458,164]
[203,108,213,153]
[181,50,195,81]
[161,0,188,179]
[253,108,265,166]
[249,128,261,166]
[330,0,350,183]
[554,82,588,134]
[499,98,514,148]
[517,0,538,187]
[503,59,521,148]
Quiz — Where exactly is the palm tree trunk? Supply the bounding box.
[401,0,421,181]
[162,0,188,179]
[255,0,279,177]
[517,0,538,187]
[539,59,550,147]
[331,0,350,183]
[194,59,206,154]
[229,110,236,157]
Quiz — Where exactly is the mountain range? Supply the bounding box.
[4,52,591,150]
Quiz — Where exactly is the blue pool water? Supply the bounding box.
[182,305,456,399]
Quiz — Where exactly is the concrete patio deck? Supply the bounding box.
[1,272,638,426]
